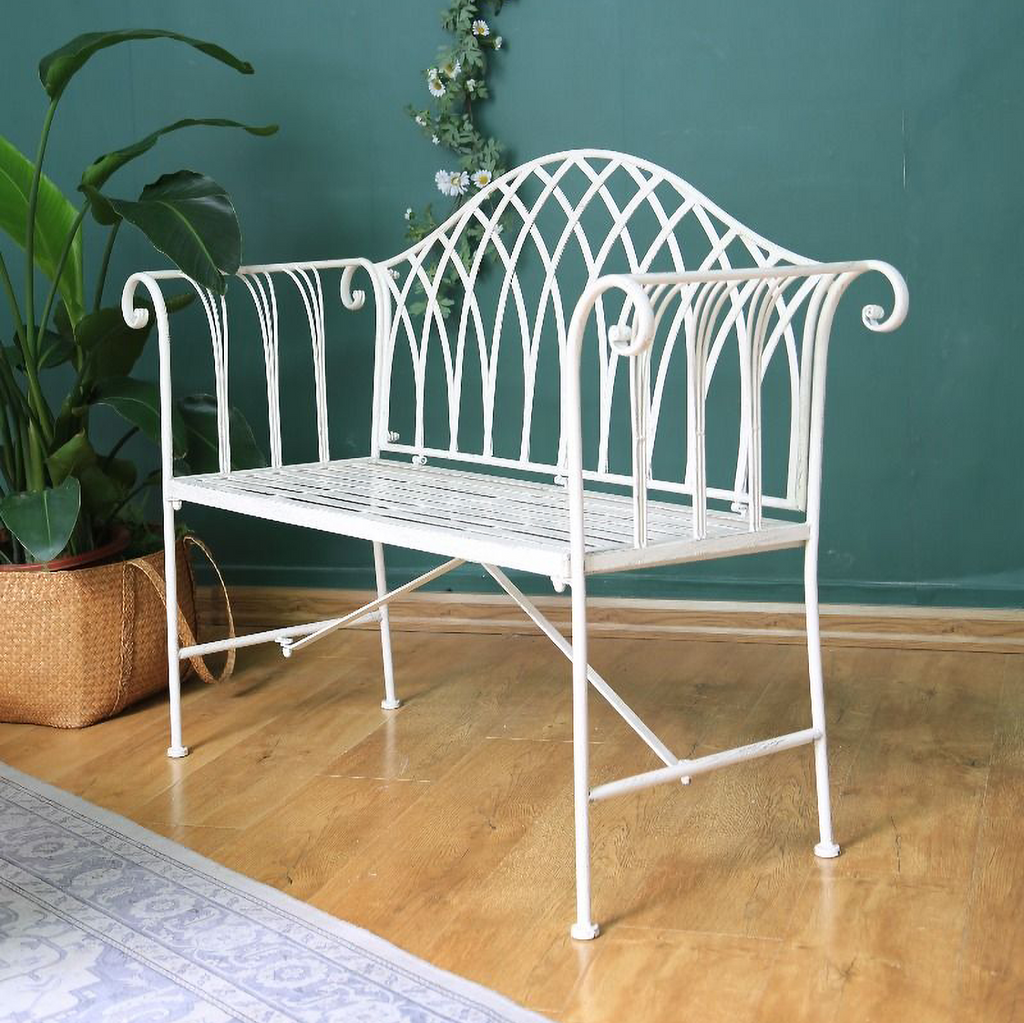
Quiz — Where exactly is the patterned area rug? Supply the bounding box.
[0,762,549,1022]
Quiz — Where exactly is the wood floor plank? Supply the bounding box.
[983,656,1024,820]
[955,813,1024,1023]
[757,876,965,1022]
[954,657,1024,1023]
[308,738,575,948]
[561,928,779,1023]
[154,775,433,900]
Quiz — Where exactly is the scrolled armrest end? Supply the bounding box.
[858,261,909,334]
[121,272,163,330]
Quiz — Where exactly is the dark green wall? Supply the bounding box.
[3,2,1021,606]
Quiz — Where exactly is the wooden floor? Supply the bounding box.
[0,625,1020,1022]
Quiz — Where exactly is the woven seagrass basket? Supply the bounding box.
[0,536,231,728]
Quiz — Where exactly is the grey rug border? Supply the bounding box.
[0,759,552,1023]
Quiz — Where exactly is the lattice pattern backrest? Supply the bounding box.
[378,150,816,509]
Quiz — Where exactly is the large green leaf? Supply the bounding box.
[79,183,119,226]
[39,30,254,100]
[44,431,135,517]
[46,430,94,484]
[102,172,240,294]
[81,118,277,191]
[75,307,152,382]
[75,294,194,382]
[6,324,73,370]
[93,376,186,456]
[0,135,85,323]
[77,459,135,517]
[178,393,265,474]
[0,476,80,562]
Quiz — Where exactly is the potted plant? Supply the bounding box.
[0,29,273,726]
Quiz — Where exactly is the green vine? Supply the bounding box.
[405,0,510,316]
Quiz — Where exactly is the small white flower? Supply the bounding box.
[466,78,477,91]
[471,169,493,189]
[404,207,413,220]
[471,19,489,36]
[427,69,446,97]
[441,58,462,79]
[433,134,442,145]
[494,36,503,49]
[449,171,470,196]
[435,170,452,194]
[415,114,426,127]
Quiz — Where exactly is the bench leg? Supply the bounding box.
[805,540,840,859]
[163,497,188,759]
[570,576,600,940]
[373,541,401,710]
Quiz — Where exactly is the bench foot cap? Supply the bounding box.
[380,699,402,711]
[814,841,841,859]
[166,745,190,759]
[570,922,600,941]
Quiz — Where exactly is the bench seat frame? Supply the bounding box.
[122,150,907,939]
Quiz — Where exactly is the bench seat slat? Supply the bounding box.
[168,456,802,578]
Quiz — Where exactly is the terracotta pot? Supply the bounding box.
[0,527,131,573]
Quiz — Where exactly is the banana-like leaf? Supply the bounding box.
[46,430,94,485]
[75,294,194,383]
[75,307,152,382]
[78,458,135,516]
[45,431,135,516]
[81,119,278,191]
[103,172,240,294]
[6,325,73,369]
[0,476,80,562]
[39,29,254,100]
[93,376,186,457]
[178,393,265,474]
[0,135,85,323]
[80,183,119,226]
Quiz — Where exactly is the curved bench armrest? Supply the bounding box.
[121,257,389,479]
[562,261,908,568]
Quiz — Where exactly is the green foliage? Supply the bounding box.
[0,476,80,562]
[177,394,266,474]
[0,135,84,322]
[0,28,272,563]
[93,377,186,455]
[81,118,277,192]
[404,0,512,314]
[102,172,243,295]
[38,29,254,100]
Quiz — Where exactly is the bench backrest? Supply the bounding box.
[376,149,818,513]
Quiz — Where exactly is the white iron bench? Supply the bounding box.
[123,149,907,939]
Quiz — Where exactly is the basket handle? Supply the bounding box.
[128,535,235,684]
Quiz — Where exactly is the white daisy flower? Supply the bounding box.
[415,114,426,127]
[404,207,413,220]
[471,169,493,189]
[466,78,477,91]
[427,69,446,97]
[471,19,489,36]
[432,134,441,144]
[435,169,452,194]
[494,36,503,49]
[441,58,462,79]
[448,171,470,196]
